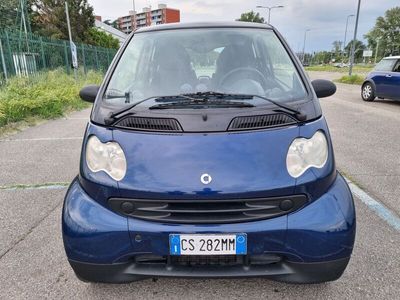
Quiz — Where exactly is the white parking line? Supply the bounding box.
[0,183,69,191]
[345,177,400,231]
[0,137,83,142]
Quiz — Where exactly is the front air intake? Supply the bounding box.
[114,116,183,132]
[108,195,308,224]
[228,113,297,131]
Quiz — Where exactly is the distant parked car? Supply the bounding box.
[361,56,400,101]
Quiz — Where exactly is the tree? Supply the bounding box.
[0,0,20,30]
[344,40,366,62]
[332,40,343,59]
[313,51,333,64]
[28,0,95,43]
[237,11,265,23]
[364,7,400,58]
[86,28,119,49]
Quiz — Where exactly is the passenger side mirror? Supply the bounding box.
[311,80,336,98]
[79,85,100,103]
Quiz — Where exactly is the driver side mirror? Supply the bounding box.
[311,80,336,98]
[79,85,100,103]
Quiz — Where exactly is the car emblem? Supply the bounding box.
[200,173,212,185]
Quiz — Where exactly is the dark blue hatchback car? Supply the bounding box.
[362,56,400,101]
[62,22,356,284]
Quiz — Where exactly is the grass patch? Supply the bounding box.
[306,65,373,74]
[0,69,103,128]
[335,74,365,85]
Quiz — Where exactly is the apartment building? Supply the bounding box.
[118,4,180,34]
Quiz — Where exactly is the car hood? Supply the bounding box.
[81,117,335,201]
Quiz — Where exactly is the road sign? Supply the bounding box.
[363,50,373,57]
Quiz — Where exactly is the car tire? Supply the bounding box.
[361,82,375,101]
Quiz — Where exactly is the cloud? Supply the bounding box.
[88,0,399,51]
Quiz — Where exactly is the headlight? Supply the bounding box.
[86,135,127,181]
[286,131,328,178]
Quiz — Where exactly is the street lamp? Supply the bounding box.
[349,0,362,76]
[343,14,355,57]
[302,29,311,64]
[256,5,284,25]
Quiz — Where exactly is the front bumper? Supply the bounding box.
[62,174,355,283]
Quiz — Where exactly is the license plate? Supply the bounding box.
[169,234,247,255]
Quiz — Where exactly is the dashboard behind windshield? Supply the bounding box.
[104,28,307,107]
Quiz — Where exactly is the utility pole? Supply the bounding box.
[65,1,77,79]
[132,0,137,31]
[302,29,311,64]
[343,14,354,59]
[349,0,361,76]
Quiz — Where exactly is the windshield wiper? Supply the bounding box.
[250,94,307,121]
[178,92,306,121]
[103,92,306,125]
[103,94,199,125]
[150,100,255,110]
[155,91,254,102]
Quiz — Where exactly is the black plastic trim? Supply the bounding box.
[114,116,183,132]
[228,113,297,131]
[108,195,308,224]
[69,257,350,284]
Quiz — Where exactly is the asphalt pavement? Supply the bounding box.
[0,75,399,299]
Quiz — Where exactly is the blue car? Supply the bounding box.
[362,56,400,101]
[62,22,356,284]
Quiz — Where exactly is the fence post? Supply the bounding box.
[81,44,87,74]
[63,40,70,74]
[4,31,14,76]
[0,38,9,82]
[40,37,46,69]
[94,47,99,70]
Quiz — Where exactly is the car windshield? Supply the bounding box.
[374,59,396,72]
[104,28,307,107]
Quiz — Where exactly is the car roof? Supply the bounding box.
[383,56,400,60]
[135,21,273,33]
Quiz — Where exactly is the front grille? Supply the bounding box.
[134,254,282,267]
[172,255,240,266]
[114,116,183,132]
[108,195,308,224]
[228,113,297,131]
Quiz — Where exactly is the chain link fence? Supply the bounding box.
[0,30,117,86]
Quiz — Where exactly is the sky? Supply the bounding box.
[88,0,399,52]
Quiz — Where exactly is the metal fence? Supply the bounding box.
[0,30,117,85]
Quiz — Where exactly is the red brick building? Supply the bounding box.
[118,4,180,34]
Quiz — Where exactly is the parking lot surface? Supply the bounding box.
[0,74,399,299]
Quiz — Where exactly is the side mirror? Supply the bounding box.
[79,85,100,103]
[311,79,336,98]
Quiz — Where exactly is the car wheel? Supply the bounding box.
[361,82,375,101]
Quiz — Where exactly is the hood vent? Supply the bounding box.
[115,116,183,132]
[228,113,297,131]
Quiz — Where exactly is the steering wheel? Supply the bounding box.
[218,67,268,90]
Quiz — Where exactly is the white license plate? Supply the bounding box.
[169,234,247,255]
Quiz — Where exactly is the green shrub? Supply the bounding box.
[305,65,373,74]
[335,74,365,85]
[0,70,103,127]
